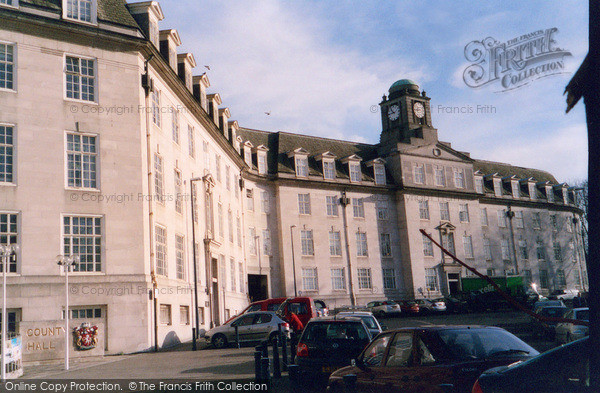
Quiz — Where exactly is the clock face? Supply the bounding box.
[388,105,400,121]
[413,102,425,119]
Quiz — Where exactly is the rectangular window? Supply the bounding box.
[244,147,252,166]
[192,184,199,223]
[539,269,549,289]
[217,203,223,239]
[236,216,241,247]
[215,155,221,182]
[374,165,386,185]
[352,198,365,218]
[301,230,314,256]
[234,175,240,199]
[329,231,342,256]
[550,215,558,231]
[553,241,562,261]
[263,229,271,256]
[323,160,336,180]
[203,141,209,168]
[529,183,537,199]
[435,166,446,187]
[238,262,244,293]
[519,240,528,260]
[188,125,195,158]
[0,213,18,272]
[547,188,554,202]
[160,304,171,325]
[383,268,396,290]
[230,259,236,292]
[66,133,97,189]
[65,55,95,102]
[298,193,311,215]
[487,268,495,277]
[514,211,524,228]
[0,125,13,183]
[257,154,267,175]
[459,204,469,223]
[422,234,434,257]
[556,270,566,287]
[246,189,254,211]
[512,182,520,198]
[0,43,15,90]
[501,238,511,261]
[453,168,465,188]
[356,232,368,256]
[349,163,361,182]
[155,224,167,276]
[248,227,256,255]
[174,169,182,213]
[66,0,94,23]
[175,234,185,280]
[440,202,450,221]
[153,154,163,198]
[425,268,438,291]
[414,164,425,184]
[228,210,233,243]
[326,196,338,216]
[376,201,389,220]
[566,219,573,233]
[497,209,507,227]
[63,216,102,272]
[171,109,179,144]
[380,233,392,257]
[180,306,190,325]
[532,212,541,229]
[493,178,502,197]
[442,233,455,255]
[475,177,483,193]
[480,208,488,226]
[463,235,474,258]
[0,0,17,6]
[523,269,532,284]
[483,238,492,260]
[69,307,101,320]
[418,200,430,220]
[536,239,545,260]
[225,166,231,191]
[357,268,372,289]
[302,267,318,291]
[331,268,345,290]
[261,191,269,213]
[295,156,308,177]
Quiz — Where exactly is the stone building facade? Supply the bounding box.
[0,0,585,356]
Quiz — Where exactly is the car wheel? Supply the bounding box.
[212,334,227,349]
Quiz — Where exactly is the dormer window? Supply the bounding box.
[295,156,308,177]
[414,164,425,184]
[546,186,554,202]
[453,168,465,189]
[374,165,386,185]
[475,177,483,193]
[511,181,520,198]
[529,183,537,199]
[244,144,253,167]
[323,160,336,180]
[349,163,361,182]
[0,0,18,8]
[493,178,502,197]
[562,188,568,204]
[64,0,96,24]
[257,153,267,175]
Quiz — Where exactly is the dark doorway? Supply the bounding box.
[448,273,460,295]
[248,274,268,301]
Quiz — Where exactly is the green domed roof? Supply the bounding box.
[389,79,419,92]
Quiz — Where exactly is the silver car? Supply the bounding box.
[555,307,589,344]
[204,311,287,348]
[336,311,384,337]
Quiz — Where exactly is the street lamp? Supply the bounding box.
[56,254,79,371]
[290,225,298,297]
[0,244,18,381]
[190,177,202,351]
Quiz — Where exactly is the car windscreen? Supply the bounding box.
[575,310,589,321]
[539,307,566,317]
[437,328,538,360]
[302,322,369,343]
[267,303,281,311]
[359,316,378,329]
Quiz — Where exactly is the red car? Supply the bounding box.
[224,297,287,324]
[397,301,420,315]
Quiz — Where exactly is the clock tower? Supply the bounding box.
[379,79,435,146]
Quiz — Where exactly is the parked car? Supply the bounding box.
[337,311,384,337]
[473,337,590,393]
[532,299,565,313]
[204,311,287,349]
[295,316,372,379]
[396,300,420,315]
[276,297,318,330]
[555,307,589,344]
[547,288,579,301]
[415,298,446,314]
[224,297,287,323]
[366,300,401,318]
[328,326,538,393]
[444,296,470,314]
[315,299,329,317]
[530,305,568,339]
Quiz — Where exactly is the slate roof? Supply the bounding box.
[20,0,140,28]
[473,160,557,183]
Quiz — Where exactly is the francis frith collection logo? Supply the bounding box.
[463,28,572,92]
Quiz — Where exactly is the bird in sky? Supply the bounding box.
[264,111,271,116]
[204,65,211,70]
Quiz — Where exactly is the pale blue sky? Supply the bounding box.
[155,0,588,182]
